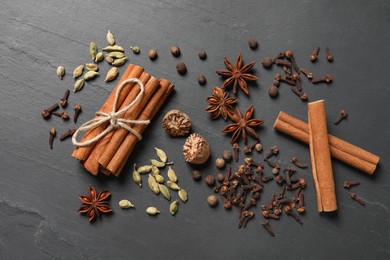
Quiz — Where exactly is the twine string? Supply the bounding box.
[72,78,150,147]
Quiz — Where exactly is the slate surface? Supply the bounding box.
[1,0,389,259]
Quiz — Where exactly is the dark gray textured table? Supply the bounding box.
[1,0,389,259]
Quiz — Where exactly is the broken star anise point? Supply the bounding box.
[205,86,237,120]
[78,186,112,222]
[222,105,264,144]
[216,53,258,95]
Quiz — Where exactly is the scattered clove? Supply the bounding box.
[60,128,76,141]
[41,103,59,120]
[73,104,82,124]
[291,156,308,168]
[264,146,279,161]
[343,180,360,189]
[334,109,348,125]
[312,74,333,84]
[310,47,320,62]
[59,89,70,108]
[326,47,333,62]
[49,128,56,149]
[350,192,365,206]
[52,111,70,120]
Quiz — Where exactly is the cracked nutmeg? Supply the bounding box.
[162,109,192,137]
[183,133,211,164]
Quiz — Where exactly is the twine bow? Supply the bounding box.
[72,78,150,147]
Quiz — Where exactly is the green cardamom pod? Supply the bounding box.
[167,180,180,191]
[107,51,126,59]
[130,46,140,54]
[159,184,171,201]
[73,65,84,79]
[85,63,99,71]
[169,200,179,215]
[83,71,99,81]
[150,159,165,168]
[155,147,168,163]
[95,52,104,63]
[146,207,160,215]
[167,166,178,183]
[105,55,114,64]
[56,65,65,80]
[102,45,124,52]
[73,79,85,93]
[148,174,160,195]
[151,165,160,176]
[155,174,165,184]
[89,41,97,61]
[132,164,142,187]
[178,189,188,203]
[137,165,152,174]
[119,199,135,209]
[112,56,127,67]
[106,30,115,46]
[104,67,119,82]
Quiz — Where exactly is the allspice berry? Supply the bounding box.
[268,85,279,98]
[198,51,207,60]
[204,175,215,187]
[170,45,181,57]
[215,158,225,169]
[248,39,259,50]
[148,49,158,60]
[176,61,187,75]
[222,150,232,162]
[216,173,225,183]
[262,57,274,69]
[207,195,218,207]
[285,50,294,58]
[198,75,206,86]
[192,170,202,181]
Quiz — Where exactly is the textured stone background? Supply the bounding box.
[1,0,389,259]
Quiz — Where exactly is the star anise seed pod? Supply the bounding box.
[222,105,264,144]
[205,86,237,120]
[78,186,112,222]
[216,53,258,95]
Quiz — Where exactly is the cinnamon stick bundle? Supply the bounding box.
[72,64,174,177]
[308,100,337,212]
[273,112,380,174]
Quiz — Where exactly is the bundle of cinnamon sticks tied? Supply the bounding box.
[72,64,174,177]
[274,100,380,212]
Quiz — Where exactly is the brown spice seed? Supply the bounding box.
[198,75,206,85]
[148,49,158,60]
[170,45,181,57]
[248,39,258,50]
[192,170,202,181]
[176,62,187,75]
[198,51,207,60]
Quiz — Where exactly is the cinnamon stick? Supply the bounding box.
[82,71,152,175]
[273,112,380,174]
[107,79,174,176]
[98,77,161,170]
[71,64,143,161]
[308,100,337,212]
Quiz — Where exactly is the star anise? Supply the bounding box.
[216,53,258,95]
[205,86,237,120]
[78,186,112,222]
[222,105,264,144]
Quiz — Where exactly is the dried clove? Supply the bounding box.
[310,47,320,62]
[59,89,70,108]
[49,128,56,149]
[343,180,360,189]
[73,104,82,124]
[60,128,76,141]
[297,193,305,213]
[41,103,59,120]
[52,111,70,120]
[312,74,333,84]
[291,156,308,168]
[350,192,365,206]
[326,47,333,62]
[284,205,302,225]
[232,143,239,162]
[300,68,313,79]
[264,146,279,161]
[334,109,348,125]
[261,220,275,237]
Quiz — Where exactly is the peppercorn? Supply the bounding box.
[198,75,206,86]
[176,61,187,75]
[204,175,215,187]
[268,85,279,98]
[170,45,181,57]
[262,57,273,69]
[192,170,202,181]
[148,49,158,60]
[207,195,218,207]
[216,173,225,183]
[198,51,207,60]
[248,39,258,50]
[215,158,225,169]
[222,150,232,162]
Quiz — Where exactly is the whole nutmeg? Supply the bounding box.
[207,195,218,207]
[216,173,225,183]
[198,75,207,86]
[148,49,158,60]
[268,85,279,98]
[176,61,187,75]
[183,133,211,164]
[170,45,181,57]
[198,50,207,60]
[192,170,202,181]
[262,57,274,69]
[215,158,225,169]
[222,150,232,162]
[204,175,215,187]
[248,39,259,50]
[162,109,191,137]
